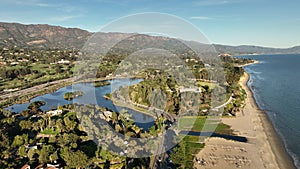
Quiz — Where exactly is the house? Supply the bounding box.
[25,145,38,151]
[21,164,30,169]
[45,167,57,169]
[18,59,29,62]
[179,87,201,93]
[46,109,63,116]
[99,113,106,120]
[103,111,112,118]
[46,163,60,168]
[10,61,19,66]
[0,61,7,65]
[204,64,211,68]
[4,88,19,92]
[34,164,44,169]
[57,59,70,64]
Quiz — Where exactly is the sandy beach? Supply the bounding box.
[237,60,260,67]
[194,71,296,169]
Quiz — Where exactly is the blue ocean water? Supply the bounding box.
[237,54,300,168]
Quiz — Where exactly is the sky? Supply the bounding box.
[0,0,299,48]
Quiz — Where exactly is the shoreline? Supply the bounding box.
[194,66,296,168]
[103,95,157,118]
[242,71,296,169]
[237,60,260,67]
[0,76,142,108]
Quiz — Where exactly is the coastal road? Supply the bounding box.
[0,77,74,103]
[0,76,130,104]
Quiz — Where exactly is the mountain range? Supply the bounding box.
[0,22,299,55]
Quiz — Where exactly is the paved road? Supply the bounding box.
[212,94,233,110]
[0,78,73,103]
[0,76,128,103]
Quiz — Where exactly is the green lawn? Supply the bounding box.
[172,116,232,168]
[179,116,232,134]
[64,111,76,117]
[197,81,219,89]
[0,62,72,91]
[41,129,59,135]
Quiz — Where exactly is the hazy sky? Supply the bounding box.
[0,0,299,48]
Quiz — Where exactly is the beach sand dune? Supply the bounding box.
[194,72,295,169]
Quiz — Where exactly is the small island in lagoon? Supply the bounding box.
[63,91,84,101]
[93,81,111,87]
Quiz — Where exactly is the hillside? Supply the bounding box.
[0,22,91,49]
[214,44,300,55]
[0,22,299,54]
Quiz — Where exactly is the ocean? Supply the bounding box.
[237,54,300,168]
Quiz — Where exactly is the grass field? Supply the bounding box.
[197,81,219,89]
[178,116,231,133]
[41,129,59,135]
[0,63,71,90]
[173,116,233,167]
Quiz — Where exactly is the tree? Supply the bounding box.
[28,101,45,113]
[111,111,118,125]
[170,141,187,168]
[1,109,12,118]
[44,114,52,129]
[55,65,63,74]
[148,126,157,136]
[60,148,89,169]
[19,120,32,130]
[57,134,69,147]
[38,145,55,163]
[64,116,77,131]
[35,118,45,132]
[18,145,26,157]
[12,134,28,147]
[20,110,30,117]
[50,151,59,163]
[56,118,64,133]
[68,133,79,144]
[27,148,37,161]
[0,133,10,150]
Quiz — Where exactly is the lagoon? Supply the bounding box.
[5,78,154,130]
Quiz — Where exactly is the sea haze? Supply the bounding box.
[237,54,300,168]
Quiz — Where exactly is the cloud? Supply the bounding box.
[4,0,82,13]
[36,3,56,7]
[193,0,242,6]
[190,16,212,20]
[49,15,82,22]
[3,0,54,7]
[59,5,84,13]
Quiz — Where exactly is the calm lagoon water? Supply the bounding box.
[237,54,300,168]
[5,78,154,130]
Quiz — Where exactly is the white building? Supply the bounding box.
[103,111,112,118]
[57,59,70,64]
[46,109,63,116]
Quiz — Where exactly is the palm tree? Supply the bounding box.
[44,114,52,129]
[111,112,118,125]
[36,118,45,132]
